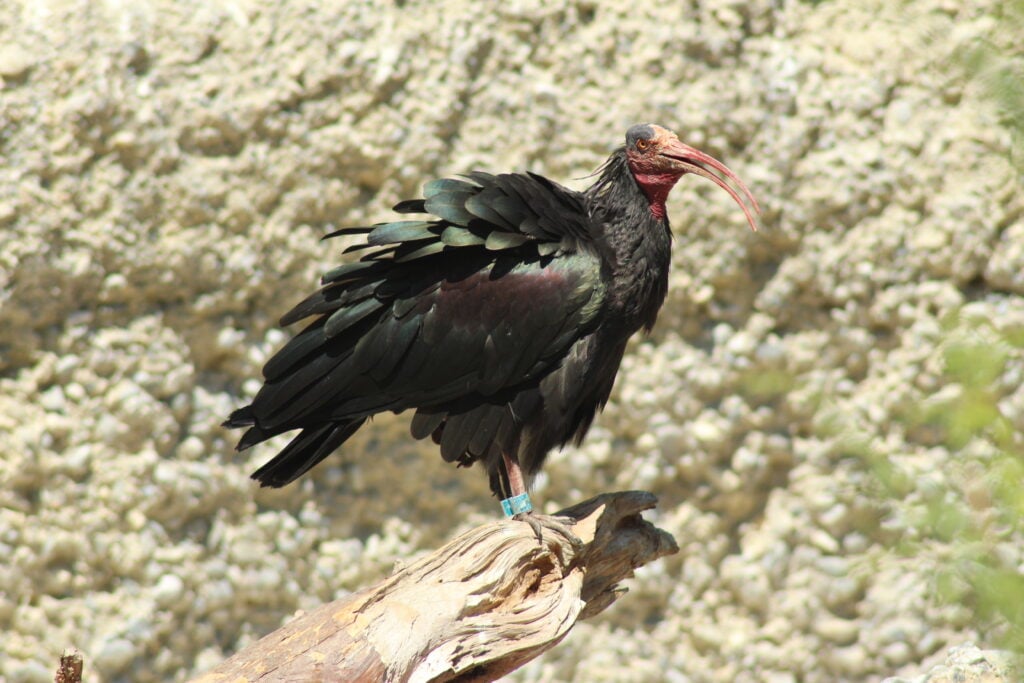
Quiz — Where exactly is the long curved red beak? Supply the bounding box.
[661,139,761,232]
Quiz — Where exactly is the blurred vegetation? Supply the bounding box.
[937,0,1024,173]
[910,312,1024,653]
[911,0,1024,651]
[842,311,1024,653]
[820,0,1024,655]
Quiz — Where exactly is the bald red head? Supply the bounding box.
[625,124,760,231]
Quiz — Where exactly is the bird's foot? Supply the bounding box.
[512,510,583,548]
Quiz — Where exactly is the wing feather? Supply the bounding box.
[441,226,485,247]
[410,409,445,440]
[367,221,439,245]
[232,169,606,468]
[440,410,481,462]
[465,191,516,231]
[485,231,531,250]
[467,404,506,457]
[424,193,476,225]
[323,297,383,337]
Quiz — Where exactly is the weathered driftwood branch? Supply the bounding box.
[192,490,678,683]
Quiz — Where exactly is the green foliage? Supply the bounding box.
[943,0,1024,173]
[738,367,796,402]
[919,329,1016,450]
[873,313,1024,653]
[819,308,1024,652]
[924,317,1023,652]
[906,11,1024,643]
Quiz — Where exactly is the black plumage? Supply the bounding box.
[225,124,759,506]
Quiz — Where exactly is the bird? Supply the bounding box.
[224,123,759,530]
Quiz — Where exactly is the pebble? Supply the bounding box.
[813,615,860,645]
[808,528,841,554]
[153,574,185,607]
[691,414,726,444]
[5,661,52,683]
[0,45,34,80]
[94,638,136,673]
[882,641,914,667]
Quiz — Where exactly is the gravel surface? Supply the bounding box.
[1,0,1021,681]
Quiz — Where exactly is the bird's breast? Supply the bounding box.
[604,247,671,333]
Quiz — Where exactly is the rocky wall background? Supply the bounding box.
[1,0,1021,681]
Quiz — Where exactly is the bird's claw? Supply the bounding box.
[512,511,583,548]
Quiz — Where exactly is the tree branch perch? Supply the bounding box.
[192,490,678,683]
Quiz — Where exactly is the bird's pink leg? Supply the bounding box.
[502,451,528,498]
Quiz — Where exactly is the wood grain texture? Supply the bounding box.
[192,491,678,683]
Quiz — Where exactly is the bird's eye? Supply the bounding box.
[636,139,650,150]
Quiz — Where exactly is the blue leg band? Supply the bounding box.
[501,492,533,517]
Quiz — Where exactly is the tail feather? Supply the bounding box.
[223,406,255,429]
[250,419,366,487]
[237,424,272,451]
